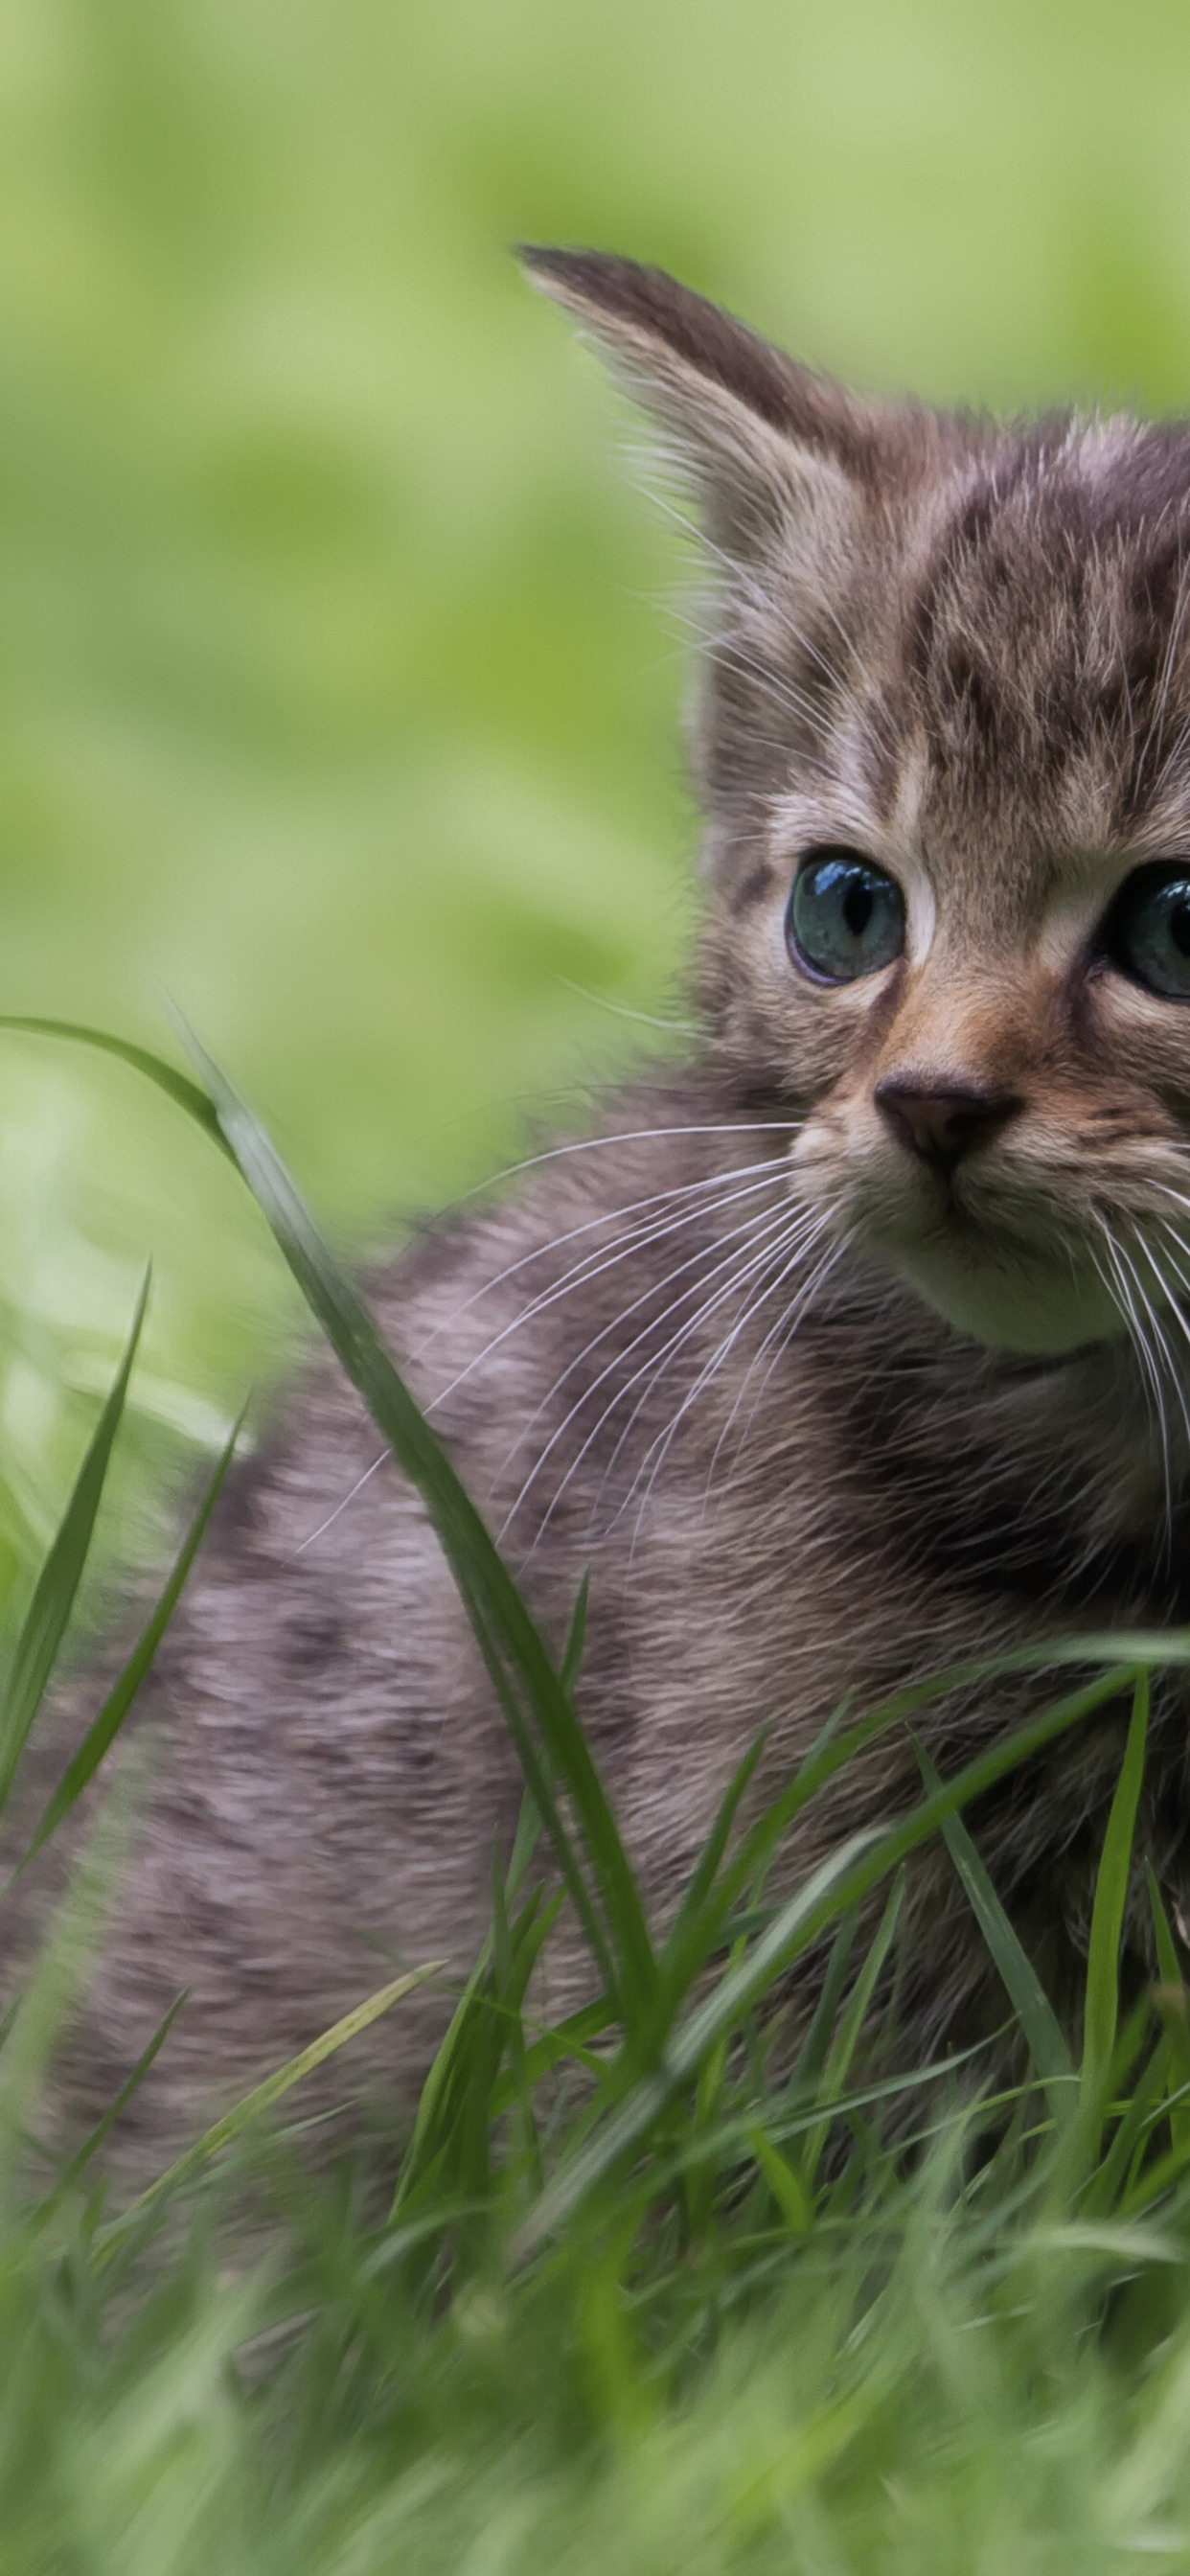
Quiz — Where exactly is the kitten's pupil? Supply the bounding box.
[843,881,874,937]
[1171,894,1190,956]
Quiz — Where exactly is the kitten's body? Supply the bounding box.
[26,254,1190,2164]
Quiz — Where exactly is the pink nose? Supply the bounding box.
[875,1077,1021,1175]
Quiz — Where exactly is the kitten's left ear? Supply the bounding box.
[520,246,887,560]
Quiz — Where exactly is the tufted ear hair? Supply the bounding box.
[520,246,887,562]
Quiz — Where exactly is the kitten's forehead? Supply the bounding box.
[896,416,1190,901]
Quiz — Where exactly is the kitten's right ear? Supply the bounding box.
[520,246,881,561]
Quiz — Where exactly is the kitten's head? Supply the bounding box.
[526,246,1190,1360]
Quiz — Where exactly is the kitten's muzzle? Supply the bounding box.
[874,1077,1023,1176]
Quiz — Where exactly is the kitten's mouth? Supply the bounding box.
[790,1130,1146,1354]
[855,1186,1126,1355]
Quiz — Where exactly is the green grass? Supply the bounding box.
[6,1038,1190,2571]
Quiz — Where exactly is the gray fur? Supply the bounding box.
[22,252,1190,2172]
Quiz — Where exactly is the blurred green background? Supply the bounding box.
[2,0,1190,1578]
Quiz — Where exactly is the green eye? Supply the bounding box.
[787,850,905,984]
[1109,864,1190,1000]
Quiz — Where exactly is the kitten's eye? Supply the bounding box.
[1108,864,1190,1000]
[787,849,905,984]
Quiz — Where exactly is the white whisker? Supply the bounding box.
[623,1221,848,1545]
[292,1152,799,1557]
[1116,1232,1190,1456]
[600,1209,835,1535]
[468,1119,801,1199]
[419,1160,794,1393]
[701,1226,858,1499]
[504,1197,826,1547]
[455,1184,807,1482]
[1093,1227,1174,1527]
[291,1453,390,1558]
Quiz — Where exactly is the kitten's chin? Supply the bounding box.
[882,1240,1126,1356]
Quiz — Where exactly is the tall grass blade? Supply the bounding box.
[394,1886,561,2227]
[1148,1862,1182,1992]
[801,1868,905,2187]
[33,1989,189,2223]
[1083,2008,1174,2216]
[659,1734,767,1987]
[0,1272,149,1820]
[788,1911,858,2094]
[1082,1670,1149,2109]
[97,1961,446,2248]
[0,1016,229,1157]
[560,1574,589,1694]
[915,1736,1071,2118]
[185,1022,658,2026]
[14,1409,245,1875]
[492,1999,614,2109]
[746,2123,812,2234]
[1147,1863,1190,2154]
[497,1576,586,1909]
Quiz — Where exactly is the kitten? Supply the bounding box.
[28,250,1190,2164]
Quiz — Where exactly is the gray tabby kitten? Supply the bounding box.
[32,250,1190,2163]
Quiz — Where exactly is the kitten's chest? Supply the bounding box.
[814,1318,1182,1626]
[561,1318,1183,1801]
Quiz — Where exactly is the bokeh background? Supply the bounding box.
[2,0,1190,1587]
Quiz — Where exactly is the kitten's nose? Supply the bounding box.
[874,1077,1021,1175]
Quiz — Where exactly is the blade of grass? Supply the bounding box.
[33,1989,190,2224]
[96,1961,446,2251]
[1148,1862,1183,1991]
[389,1963,489,2222]
[391,1871,562,2222]
[1082,1670,1150,2113]
[801,1869,905,2188]
[746,2124,812,2235]
[500,1574,587,1908]
[914,1735,1071,2119]
[652,2039,998,2196]
[1082,2013,1173,2217]
[186,1022,657,2026]
[560,1574,589,1695]
[1148,1863,1190,2154]
[491,1998,615,2111]
[0,1272,149,1820]
[0,1016,229,1158]
[788,1911,858,2095]
[491,1852,548,2196]
[1112,2116,1190,2216]
[13,1408,246,1875]
[454,1577,618,1998]
[658,1733,767,1981]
